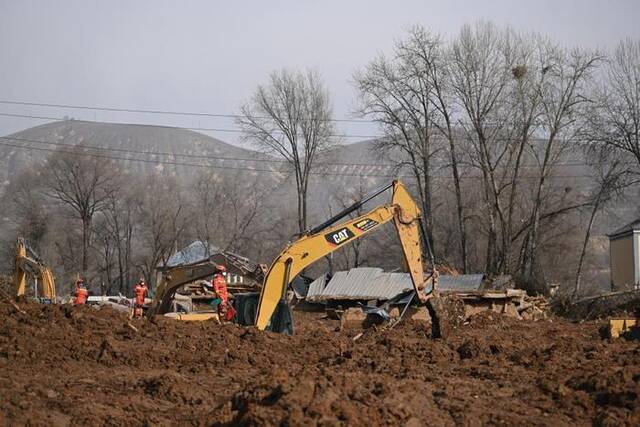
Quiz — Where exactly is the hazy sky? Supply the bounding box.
[1,0,639,145]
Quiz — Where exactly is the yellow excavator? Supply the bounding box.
[147,250,265,319]
[13,238,57,302]
[254,180,449,337]
[145,180,450,336]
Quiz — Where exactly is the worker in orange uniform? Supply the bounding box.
[73,279,88,305]
[211,265,236,321]
[133,277,148,318]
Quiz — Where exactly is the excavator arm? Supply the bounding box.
[148,251,266,316]
[14,238,57,301]
[147,261,222,316]
[255,180,437,331]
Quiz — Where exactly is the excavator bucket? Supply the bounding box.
[426,293,466,339]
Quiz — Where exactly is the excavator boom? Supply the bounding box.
[14,238,56,301]
[255,180,437,331]
[148,250,266,317]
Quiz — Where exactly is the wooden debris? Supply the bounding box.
[518,295,549,321]
[567,290,640,321]
[0,289,27,315]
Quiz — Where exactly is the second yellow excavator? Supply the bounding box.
[254,180,450,337]
[13,237,57,302]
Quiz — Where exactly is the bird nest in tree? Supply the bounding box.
[512,65,528,79]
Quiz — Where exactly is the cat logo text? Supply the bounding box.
[324,227,355,246]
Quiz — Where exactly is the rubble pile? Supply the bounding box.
[0,299,638,425]
[519,295,550,320]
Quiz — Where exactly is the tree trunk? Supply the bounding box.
[420,154,435,256]
[478,139,499,276]
[520,130,557,286]
[505,130,528,274]
[125,222,133,293]
[445,131,467,273]
[81,216,91,276]
[301,180,308,233]
[295,171,307,234]
[573,198,600,300]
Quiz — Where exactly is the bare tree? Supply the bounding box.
[6,170,48,251]
[189,170,265,254]
[574,36,640,294]
[583,38,640,173]
[399,26,472,271]
[134,175,187,289]
[501,32,547,273]
[93,189,136,294]
[239,69,335,233]
[353,28,444,255]
[517,45,602,287]
[92,217,116,294]
[44,148,117,275]
[573,160,627,298]
[450,21,514,275]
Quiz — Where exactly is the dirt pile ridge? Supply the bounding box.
[0,301,638,426]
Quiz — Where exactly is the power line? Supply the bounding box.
[0,111,381,140]
[0,111,608,168]
[0,140,234,170]
[0,99,374,124]
[0,98,622,156]
[0,135,397,169]
[0,105,611,172]
[0,139,598,181]
[0,134,601,172]
[0,103,614,153]
[0,140,404,179]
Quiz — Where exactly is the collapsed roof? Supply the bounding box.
[305,267,485,302]
[158,240,264,284]
[163,241,222,268]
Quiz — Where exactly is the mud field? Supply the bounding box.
[0,300,638,426]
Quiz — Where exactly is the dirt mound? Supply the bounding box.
[0,299,639,425]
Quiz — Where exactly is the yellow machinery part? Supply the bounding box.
[39,267,57,301]
[13,238,57,301]
[13,241,27,297]
[608,318,639,338]
[255,180,432,331]
[163,312,220,322]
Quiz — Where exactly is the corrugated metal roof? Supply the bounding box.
[306,267,484,302]
[306,275,327,300]
[322,267,413,301]
[440,274,485,291]
[164,241,221,267]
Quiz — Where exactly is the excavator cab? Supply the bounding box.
[253,180,450,337]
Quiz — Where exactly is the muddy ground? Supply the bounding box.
[0,300,638,426]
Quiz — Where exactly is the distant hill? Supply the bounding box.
[0,121,397,225]
[0,120,392,192]
[0,120,279,191]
